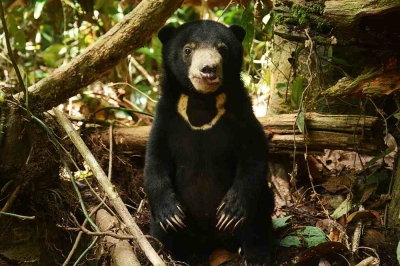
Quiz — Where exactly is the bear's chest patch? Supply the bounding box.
[177,93,226,130]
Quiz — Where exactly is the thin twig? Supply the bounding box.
[0,1,26,91]
[109,82,157,103]
[1,185,21,212]
[108,122,114,181]
[129,57,158,89]
[62,201,106,266]
[0,211,35,220]
[69,213,134,240]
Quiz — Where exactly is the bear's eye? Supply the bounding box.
[184,47,192,55]
[218,44,228,53]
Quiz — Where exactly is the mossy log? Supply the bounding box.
[323,69,400,97]
[324,0,400,28]
[96,113,385,155]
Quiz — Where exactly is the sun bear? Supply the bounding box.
[144,20,274,265]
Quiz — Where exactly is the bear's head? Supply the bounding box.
[158,20,245,94]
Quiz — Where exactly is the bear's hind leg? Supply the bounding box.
[150,219,193,262]
[236,216,274,265]
[235,190,275,265]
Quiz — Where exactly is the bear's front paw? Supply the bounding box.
[154,199,186,232]
[243,246,272,266]
[216,192,248,231]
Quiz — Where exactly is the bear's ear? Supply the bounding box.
[229,25,246,43]
[158,26,176,44]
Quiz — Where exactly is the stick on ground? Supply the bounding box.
[53,108,165,266]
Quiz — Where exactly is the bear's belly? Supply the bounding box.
[174,163,235,218]
[169,118,237,218]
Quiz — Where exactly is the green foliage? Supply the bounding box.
[0,1,267,115]
[280,226,327,248]
[364,148,395,169]
[240,7,255,55]
[297,109,305,133]
[291,76,304,108]
[331,199,352,219]
[272,216,292,230]
[34,0,48,19]
[39,44,65,67]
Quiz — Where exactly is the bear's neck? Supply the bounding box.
[177,92,226,130]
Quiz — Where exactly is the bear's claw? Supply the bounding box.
[157,204,186,233]
[216,202,225,215]
[171,215,186,229]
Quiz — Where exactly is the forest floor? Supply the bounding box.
[128,148,399,266]
[1,133,398,266]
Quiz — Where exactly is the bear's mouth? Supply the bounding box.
[190,76,221,93]
[198,75,220,84]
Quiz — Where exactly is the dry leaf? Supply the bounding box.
[347,210,381,224]
[209,249,240,266]
[322,176,352,193]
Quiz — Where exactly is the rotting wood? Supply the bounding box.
[96,209,141,266]
[15,0,184,111]
[324,0,400,28]
[96,113,385,155]
[322,69,400,97]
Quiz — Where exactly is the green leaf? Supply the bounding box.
[393,113,400,120]
[263,11,274,40]
[240,8,254,54]
[280,226,327,248]
[276,83,287,91]
[136,47,161,60]
[94,0,107,10]
[331,199,352,219]
[397,241,400,264]
[365,147,395,168]
[272,216,292,230]
[297,110,305,133]
[280,235,302,247]
[34,0,47,19]
[39,44,65,67]
[241,72,253,90]
[291,76,304,108]
[328,46,333,62]
[300,226,328,247]
[14,30,26,51]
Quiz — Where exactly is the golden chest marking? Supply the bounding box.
[177,93,226,130]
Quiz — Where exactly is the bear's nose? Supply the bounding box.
[200,64,217,74]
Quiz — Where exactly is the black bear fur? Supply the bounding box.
[144,20,274,265]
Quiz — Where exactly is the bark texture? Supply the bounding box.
[97,113,385,155]
[324,0,400,28]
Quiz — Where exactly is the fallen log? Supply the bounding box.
[322,69,400,97]
[324,0,400,28]
[95,113,385,155]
